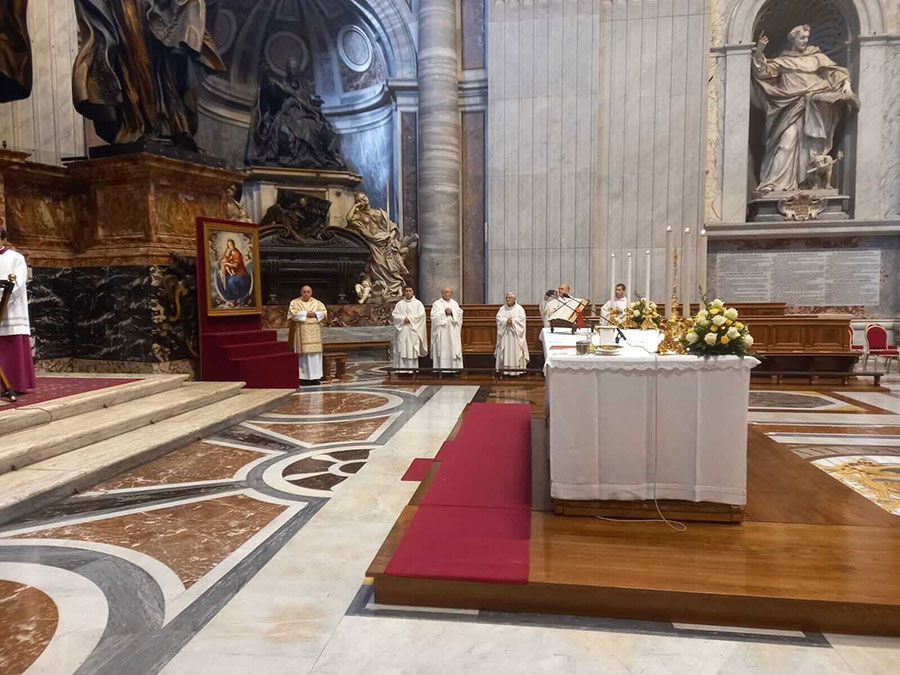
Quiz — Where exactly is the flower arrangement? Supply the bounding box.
[624,297,662,330]
[682,298,755,356]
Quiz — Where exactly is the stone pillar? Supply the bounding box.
[418,0,461,301]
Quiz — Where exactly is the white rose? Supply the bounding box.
[633,310,641,318]
[727,326,740,340]
[712,315,726,326]
[697,318,709,328]
[743,334,754,347]
[711,299,724,309]
[697,309,708,319]
[649,302,657,309]
[724,307,738,321]
[704,332,718,345]
[686,332,699,344]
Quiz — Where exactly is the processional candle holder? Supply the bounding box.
[659,248,687,355]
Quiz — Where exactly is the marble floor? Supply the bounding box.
[1,370,899,674]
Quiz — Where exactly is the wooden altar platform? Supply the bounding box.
[370,414,900,636]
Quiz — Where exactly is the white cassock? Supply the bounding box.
[0,248,29,337]
[495,303,529,373]
[391,297,427,372]
[600,297,629,322]
[430,298,463,370]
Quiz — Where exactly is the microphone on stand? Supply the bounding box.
[595,310,629,344]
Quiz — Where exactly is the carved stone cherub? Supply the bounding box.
[806,151,843,191]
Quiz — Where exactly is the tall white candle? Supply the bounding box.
[610,253,616,302]
[665,226,673,305]
[699,228,708,299]
[626,252,633,300]
[683,227,692,312]
[645,250,651,300]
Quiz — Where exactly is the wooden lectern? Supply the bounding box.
[0,275,17,401]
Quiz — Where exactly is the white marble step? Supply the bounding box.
[0,374,190,437]
[0,388,291,527]
[0,381,246,475]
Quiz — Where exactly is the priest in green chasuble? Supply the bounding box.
[288,285,327,383]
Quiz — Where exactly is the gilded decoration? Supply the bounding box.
[777,193,827,221]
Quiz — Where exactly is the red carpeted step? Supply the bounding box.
[384,504,531,584]
[222,341,288,359]
[401,458,435,482]
[233,352,298,389]
[211,330,278,347]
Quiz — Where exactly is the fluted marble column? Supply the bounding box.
[418,0,461,301]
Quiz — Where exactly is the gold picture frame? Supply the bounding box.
[202,220,263,316]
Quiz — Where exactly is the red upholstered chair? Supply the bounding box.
[864,324,899,373]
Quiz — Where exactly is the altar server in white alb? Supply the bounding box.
[430,287,463,371]
[0,227,36,393]
[600,283,629,322]
[495,292,529,375]
[288,285,327,384]
[391,286,427,372]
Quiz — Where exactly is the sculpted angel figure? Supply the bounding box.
[344,193,418,301]
[751,25,859,193]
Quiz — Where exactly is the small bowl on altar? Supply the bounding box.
[597,344,624,356]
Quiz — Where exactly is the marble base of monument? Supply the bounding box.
[242,166,363,228]
[748,189,850,222]
[87,139,233,170]
[0,149,243,374]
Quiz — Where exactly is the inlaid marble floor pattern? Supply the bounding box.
[0,379,898,674]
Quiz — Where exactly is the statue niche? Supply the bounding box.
[0,0,31,103]
[72,0,224,149]
[751,23,859,196]
[245,57,347,170]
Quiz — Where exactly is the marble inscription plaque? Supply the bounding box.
[716,250,880,305]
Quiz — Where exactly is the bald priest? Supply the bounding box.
[288,285,328,384]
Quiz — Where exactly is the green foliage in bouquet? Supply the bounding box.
[682,297,756,356]
[625,297,662,329]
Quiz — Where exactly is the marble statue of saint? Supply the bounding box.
[0,0,31,102]
[344,192,418,301]
[72,0,225,148]
[246,57,346,169]
[751,25,859,194]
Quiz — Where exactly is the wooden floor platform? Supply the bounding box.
[370,414,900,636]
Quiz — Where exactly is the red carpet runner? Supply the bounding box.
[387,403,532,584]
[0,377,138,409]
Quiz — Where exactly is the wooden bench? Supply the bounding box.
[751,370,884,386]
[323,352,348,383]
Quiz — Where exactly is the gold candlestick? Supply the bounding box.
[659,247,686,354]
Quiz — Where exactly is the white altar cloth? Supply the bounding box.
[541,329,759,504]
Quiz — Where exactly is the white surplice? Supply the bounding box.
[600,297,629,322]
[430,298,463,370]
[0,247,30,336]
[391,297,427,371]
[495,303,529,373]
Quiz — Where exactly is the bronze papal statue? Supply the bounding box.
[246,57,346,169]
[72,0,225,148]
[751,24,859,194]
[0,0,31,103]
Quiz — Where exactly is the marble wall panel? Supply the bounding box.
[0,0,84,166]
[487,0,709,303]
[72,267,157,362]
[881,44,900,218]
[462,112,486,302]
[706,236,900,319]
[340,119,393,213]
[29,267,74,360]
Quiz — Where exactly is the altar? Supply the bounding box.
[542,329,760,520]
